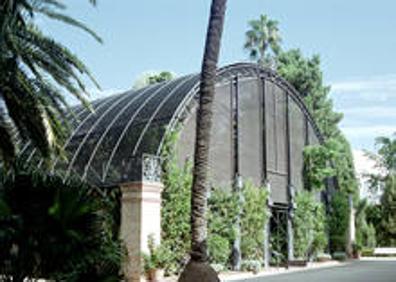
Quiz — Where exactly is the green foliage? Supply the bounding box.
[0,0,101,165]
[160,130,192,275]
[207,234,231,266]
[303,143,335,191]
[244,14,282,67]
[366,133,396,246]
[0,164,123,282]
[328,192,349,252]
[277,49,323,98]
[355,199,377,249]
[378,174,396,246]
[293,191,328,259]
[160,131,270,272]
[207,188,239,265]
[241,260,261,274]
[133,71,175,89]
[142,234,169,273]
[241,181,270,260]
[332,251,347,261]
[276,48,358,198]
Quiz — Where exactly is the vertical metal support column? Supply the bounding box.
[285,94,294,263]
[261,77,268,182]
[231,75,242,271]
[304,116,309,146]
[261,76,271,268]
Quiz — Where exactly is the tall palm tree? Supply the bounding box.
[178,0,227,281]
[244,14,281,66]
[0,0,101,166]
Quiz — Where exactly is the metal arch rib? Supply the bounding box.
[155,65,244,156]
[64,88,150,179]
[50,93,128,172]
[81,84,157,181]
[101,78,184,182]
[223,63,325,144]
[24,102,94,164]
[156,63,325,156]
[132,74,197,156]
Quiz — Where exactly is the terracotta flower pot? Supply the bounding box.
[145,268,157,282]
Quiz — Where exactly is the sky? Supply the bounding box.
[39,0,396,153]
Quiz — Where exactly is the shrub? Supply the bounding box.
[142,234,169,275]
[207,234,231,266]
[241,181,270,261]
[0,165,124,282]
[328,192,349,252]
[293,191,327,259]
[208,188,239,266]
[361,247,374,257]
[160,130,192,275]
[332,251,347,261]
[241,260,262,274]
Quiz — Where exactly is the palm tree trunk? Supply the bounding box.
[179,0,227,281]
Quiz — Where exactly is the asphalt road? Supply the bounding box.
[232,261,396,282]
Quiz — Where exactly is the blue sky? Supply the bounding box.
[40,0,396,151]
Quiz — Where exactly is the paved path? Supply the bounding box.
[231,260,396,282]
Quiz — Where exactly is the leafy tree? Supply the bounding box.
[275,48,358,251]
[133,71,175,89]
[244,14,281,67]
[179,0,227,281]
[0,0,101,165]
[366,133,396,246]
[276,49,343,138]
[0,163,123,281]
[378,174,396,246]
[276,49,322,97]
[277,49,358,197]
[355,199,376,249]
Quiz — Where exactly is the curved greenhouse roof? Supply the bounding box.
[22,63,324,189]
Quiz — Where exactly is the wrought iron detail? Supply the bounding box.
[142,154,162,182]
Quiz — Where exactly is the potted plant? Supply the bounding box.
[352,243,362,259]
[142,234,168,282]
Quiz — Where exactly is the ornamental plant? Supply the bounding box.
[241,181,270,261]
[0,163,124,282]
[293,191,327,259]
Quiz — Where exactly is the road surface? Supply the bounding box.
[231,260,396,282]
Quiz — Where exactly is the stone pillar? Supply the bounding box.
[120,181,163,282]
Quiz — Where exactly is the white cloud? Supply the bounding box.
[342,106,396,118]
[340,125,396,138]
[331,74,396,101]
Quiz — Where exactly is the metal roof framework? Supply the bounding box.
[22,63,324,187]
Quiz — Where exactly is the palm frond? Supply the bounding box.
[34,7,102,43]
[0,113,17,165]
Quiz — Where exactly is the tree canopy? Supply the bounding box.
[244,14,281,67]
